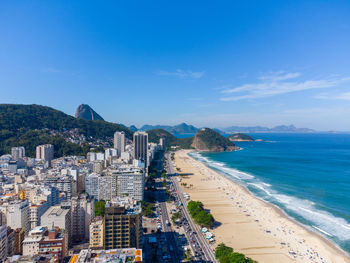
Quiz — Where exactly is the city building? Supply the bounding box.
[14,228,25,255]
[71,194,93,243]
[93,160,104,174]
[104,198,142,250]
[41,204,71,249]
[89,216,104,249]
[39,226,66,263]
[133,132,148,168]
[70,248,142,263]
[11,146,25,161]
[0,224,7,262]
[44,176,74,200]
[36,144,54,167]
[98,175,112,201]
[105,148,118,161]
[7,200,30,233]
[159,138,165,150]
[110,167,145,201]
[23,226,47,257]
[7,227,15,257]
[85,173,99,199]
[22,226,66,263]
[114,131,125,156]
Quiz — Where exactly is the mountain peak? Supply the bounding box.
[75,104,104,121]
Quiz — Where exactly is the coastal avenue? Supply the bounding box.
[154,152,181,262]
[165,152,217,263]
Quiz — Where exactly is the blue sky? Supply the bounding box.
[1,1,350,130]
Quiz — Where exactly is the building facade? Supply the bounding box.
[113,131,125,156]
[89,216,104,249]
[133,132,148,168]
[36,144,54,166]
[11,146,25,161]
[7,200,30,233]
[104,201,142,250]
[110,168,145,201]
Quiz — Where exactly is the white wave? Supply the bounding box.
[273,193,350,241]
[247,183,273,196]
[212,163,254,180]
[313,226,333,237]
[190,151,350,242]
[190,152,254,180]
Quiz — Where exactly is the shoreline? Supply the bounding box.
[192,151,349,259]
[174,149,350,263]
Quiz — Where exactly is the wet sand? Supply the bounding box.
[174,149,350,263]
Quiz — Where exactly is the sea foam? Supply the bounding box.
[190,151,350,243]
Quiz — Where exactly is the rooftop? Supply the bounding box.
[70,248,142,263]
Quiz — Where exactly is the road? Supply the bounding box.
[165,152,217,263]
[154,151,182,262]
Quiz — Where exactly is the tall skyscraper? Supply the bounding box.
[36,144,54,166]
[11,147,25,160]
[133,132,148,167]
[113,131,125,156]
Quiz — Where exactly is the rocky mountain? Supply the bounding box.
[75,104,104,121]
[191,128,237,152]
[228,133,254,142]
[0,104,132,156]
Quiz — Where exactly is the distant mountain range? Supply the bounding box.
[222,125,315,134]
[136,123,198,134]
[132,123,315,134]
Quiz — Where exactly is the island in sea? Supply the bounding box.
[228,133,254,142]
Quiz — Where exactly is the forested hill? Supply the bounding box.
[0,104,132,157]
[0,104,131,139]
[147,129,193,149]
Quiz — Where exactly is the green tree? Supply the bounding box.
[94,200,106,217]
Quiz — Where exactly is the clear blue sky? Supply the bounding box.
[1,1,350,130]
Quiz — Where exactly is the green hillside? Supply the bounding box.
[0,104,132,157]
[192,128,236,152]
[147,129,193,149]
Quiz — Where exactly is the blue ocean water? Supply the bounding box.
[189,133,350,253]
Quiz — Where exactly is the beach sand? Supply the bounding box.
[174,150,350,263]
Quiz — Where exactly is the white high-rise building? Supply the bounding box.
[11,147,25,160]
[133,131,148,168]
[36,144,54,166]
[87,152,97,162]
[85,173,99,199]
[7,200,30,233]
[98,175,112,201]
[110,167,145,201]
[105,148,118,160]
[114,131,125,156]
[71,194,92,242]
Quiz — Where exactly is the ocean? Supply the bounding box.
[188,133,350,254]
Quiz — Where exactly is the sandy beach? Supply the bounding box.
[174,149,350,263]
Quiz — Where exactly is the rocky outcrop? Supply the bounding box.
[75,104,104,121]
[191,128,238,152]
[228,133,254,142]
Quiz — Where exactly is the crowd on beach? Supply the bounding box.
[176,151,349,263]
